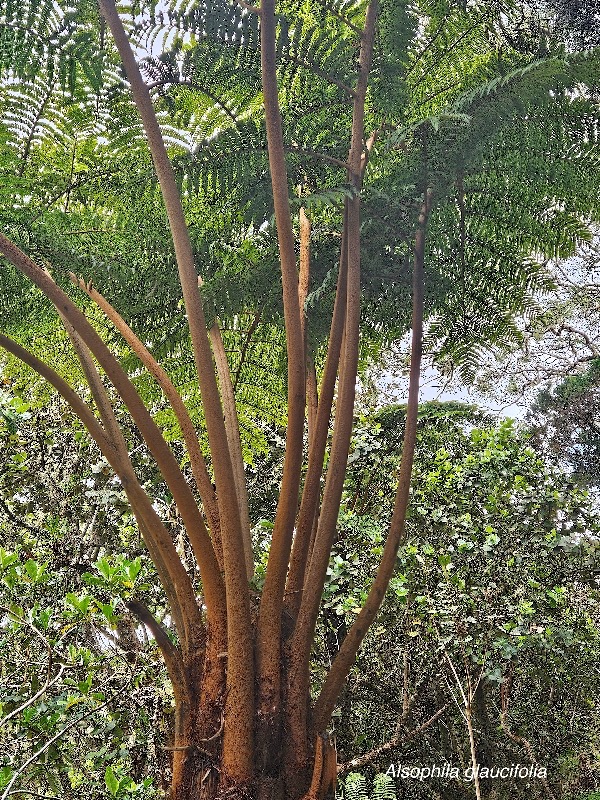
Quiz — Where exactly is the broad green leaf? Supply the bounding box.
[105,766,119,797]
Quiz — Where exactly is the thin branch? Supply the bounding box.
[0,605,54,689]
[0,665,65,728]
[441,669,469,725]
[552,323,599,356]
[443,653,481,800]
[338,704,450,774]
[500,688,557,800]
[0,498,43,535]
[402,651,410,719]
[444,651,468,707]
[0,695,116,800]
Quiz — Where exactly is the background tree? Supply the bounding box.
[527,359,600,488]
[4,400,600,799]
[329,405,600,799]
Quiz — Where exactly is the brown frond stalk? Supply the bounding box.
[208,319,254,579]
[126,599,191,707]
[298,207,319,442]
[98,1,255,779]
[0,233,225,633]
[57,306,206,655]
[0,334,201,653]
[287,0,379,757]
[285,203,349,617]
[256,0,307,732]
[69,274,223,570]
[313,188,432,733]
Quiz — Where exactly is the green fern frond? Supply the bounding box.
[340,772,397,800]
[452,56,566,110]
[373,773,397,800]
[294,185,356,212]
[138,0,260,65]
[342,773,368,800]
[0,0,105,91]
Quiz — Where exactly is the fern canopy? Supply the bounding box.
[0,0,599,432]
